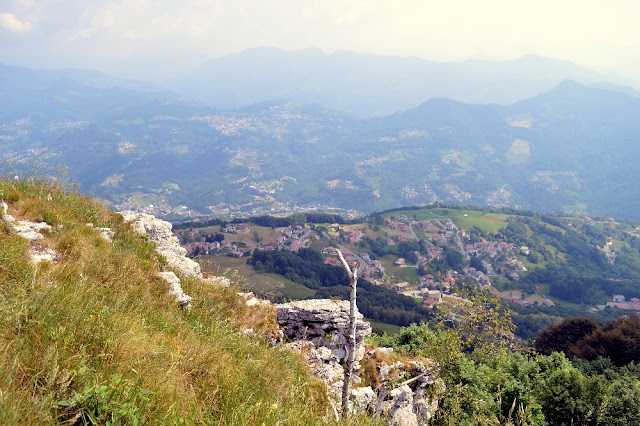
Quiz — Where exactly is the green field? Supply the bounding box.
[367,320,403,336]
[274,277,317,300]
[518,254,547,271]
[380,255,420,285]
[384,208,509,233]
[197,254,249,276]
[190,224,283,248]
[196,254,315,299]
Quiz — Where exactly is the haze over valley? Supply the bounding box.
[2,56,639,220]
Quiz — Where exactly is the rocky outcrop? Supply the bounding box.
[86,223,115,242]
[275,299,443,425]
[159,271,193,309]
[276,299,371,399]
[2,201,60,264]
[119,211,231,309]
[372,357,443,425]
[120,211,202,278]
[238,291,270,307]
[277,299,371,361]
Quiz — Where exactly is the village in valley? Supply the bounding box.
[174,207,613,312]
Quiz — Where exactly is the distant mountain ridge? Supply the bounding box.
[1,61,640,220]
[178,47,610,116]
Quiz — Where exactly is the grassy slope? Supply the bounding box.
[0,178,371,425]
[384,208,509,233]
[197,255,317,300]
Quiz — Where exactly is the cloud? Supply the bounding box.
[0,12,32,33]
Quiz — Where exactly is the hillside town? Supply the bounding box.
[175,212,555,310]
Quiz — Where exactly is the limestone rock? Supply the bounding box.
[86,223,116,242]
[1,201,12,222]
[287,340,345,398]
[120,211,202,278]
[13,220,51,241]
[375,347,394,355]
[276,299,371,364]
[277,299,372,403]
[351,386,377,413]
[386,385,418,426]
[119,210,236,309]
[238,291,262,306]
[276,299,442,423]
[375,359,444,425]
[29,246,60,264]
[159,271,192,309]
[3,201,59,264]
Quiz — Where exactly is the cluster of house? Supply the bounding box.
[423,242,444,261]
[179,224,320,257]
[463,266,491,286]
[393,282,448,308]
[421,271,457,289]
[221,223,251,234]
[464,240,516,257]
[341,227,365,243]
[385,218,413,233]
[605,294,640,312]
[183,240,249,257]
[256,226,318,252]
[420,289,443,308]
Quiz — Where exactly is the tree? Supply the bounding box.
[535,317,600,356]
[445,250,463,269]
[336,248,360,416]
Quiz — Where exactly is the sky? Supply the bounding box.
[1,0,639,84]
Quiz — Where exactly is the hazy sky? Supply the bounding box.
[1,0,639,84]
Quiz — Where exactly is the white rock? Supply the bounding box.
[13,220,51,241]
[1,201,10,219]
[159,271,192,309]
[245,297,260,307]
[29,246,60,264]
[386,385,418,426]
[350,386,377,413]
[3,202,59,264]
[120,211,202,278]
[97,228,114,242]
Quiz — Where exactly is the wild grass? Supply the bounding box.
[0,177,373,425]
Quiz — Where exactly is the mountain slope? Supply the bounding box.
[0,178,346,424]
[179,48,607,116]
[3,69,640,219]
